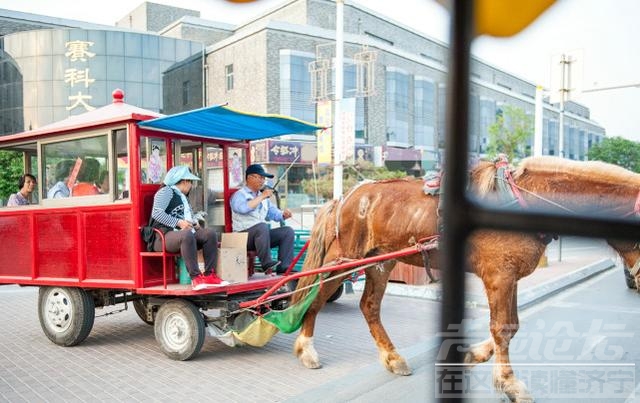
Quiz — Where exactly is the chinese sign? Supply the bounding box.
[268,141,302,163]
[204,148,223,169]
[316,100,332,165]
[340,98,356,164]
[64,40,96,112]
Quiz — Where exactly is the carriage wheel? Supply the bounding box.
[623,264,637,290]
[327,283,344,303]
[38,287,95,347]
[154,299,205,361]
[133,299,155,325]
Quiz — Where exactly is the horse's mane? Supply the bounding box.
[471,156,640,198]
[514,156,640,186]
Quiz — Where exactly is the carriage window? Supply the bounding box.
[205,146,226,231]
[43,136,108,200]
[0,142,39,206]
[114,129,129,199]
[140,137,166,184]
[176,139,204,209]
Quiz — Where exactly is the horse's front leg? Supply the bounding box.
[360,261,412,375]
[464,337,495,366]
[486,280,533,403]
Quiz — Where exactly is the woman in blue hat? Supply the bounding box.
[149,165,227,290]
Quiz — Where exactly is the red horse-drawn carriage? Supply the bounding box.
[0,89,432,360]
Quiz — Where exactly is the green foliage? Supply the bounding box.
[587,136,640,173]
[486,105,533,162]
[0,150,24,200]
[301,160,407,201]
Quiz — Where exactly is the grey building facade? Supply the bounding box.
[0,0,607,190]
[0,8,203,135]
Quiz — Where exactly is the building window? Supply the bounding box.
[385,67,409,144]
[225,64,234,91]
[343,64,365,140]
[182,81,189,106]
[279,50,315,123]
[479,97,496,154]
[414,76,436,148]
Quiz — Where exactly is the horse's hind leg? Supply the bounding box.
[293,274,345,370]
[360,261,412,376]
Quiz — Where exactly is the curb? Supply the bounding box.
[352,258,616,309]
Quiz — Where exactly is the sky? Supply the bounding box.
[1,0,639,140]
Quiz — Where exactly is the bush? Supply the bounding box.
[302,161,407,201]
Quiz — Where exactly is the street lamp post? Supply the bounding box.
[333,0,344,200]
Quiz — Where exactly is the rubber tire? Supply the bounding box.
[327,283,344,303]
[38,287,95,347]
[133,299,155,325]
[623,264,637,290]
[154,299,205,361]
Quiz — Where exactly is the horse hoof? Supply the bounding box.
[390,363,412,376]
[300,355,322,369]
[294,335,321,369]
[498,376,533,403]
[382,353,412,376]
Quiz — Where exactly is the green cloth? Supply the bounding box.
[263,279,320,333]
[215,277,321,347]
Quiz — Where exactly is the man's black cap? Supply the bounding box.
[246,164,274,178]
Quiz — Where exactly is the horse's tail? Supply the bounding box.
[291,200,337,304]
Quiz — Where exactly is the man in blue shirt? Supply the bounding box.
[230,164,294,274]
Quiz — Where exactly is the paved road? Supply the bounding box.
[0,284,489,402]
[0,236,631,402]
[307,267,639,403]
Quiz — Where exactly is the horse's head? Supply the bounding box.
[607,239,640,278]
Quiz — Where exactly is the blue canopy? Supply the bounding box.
[138,105,325,141]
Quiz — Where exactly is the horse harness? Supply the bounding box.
[494,155,557,246]
[331,180,441,283]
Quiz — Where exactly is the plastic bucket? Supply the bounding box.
[177,258,191,285]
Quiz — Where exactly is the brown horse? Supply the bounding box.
[291,156,640,402]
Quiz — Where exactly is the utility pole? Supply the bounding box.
[558,54,569,158]
[333,0,344,200]
[533,85,544,157]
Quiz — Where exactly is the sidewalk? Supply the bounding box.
[353,240,618,309]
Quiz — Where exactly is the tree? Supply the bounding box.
[0,150,24,201]
[587,136,640,173]
[486,105,533,162]
[301,161,407,202]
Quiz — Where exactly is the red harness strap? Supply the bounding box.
[495,156,528,209]
[634,191,640,216]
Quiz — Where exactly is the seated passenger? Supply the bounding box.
[150,166,227,290]
[72,158,100,196]
[230,164,294,275]
[7,174,37,206]
[97,170,109,194]
[47,159,75,199]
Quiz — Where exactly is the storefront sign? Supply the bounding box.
[268,141,301,163]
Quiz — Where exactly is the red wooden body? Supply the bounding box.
[0,93,296,295]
